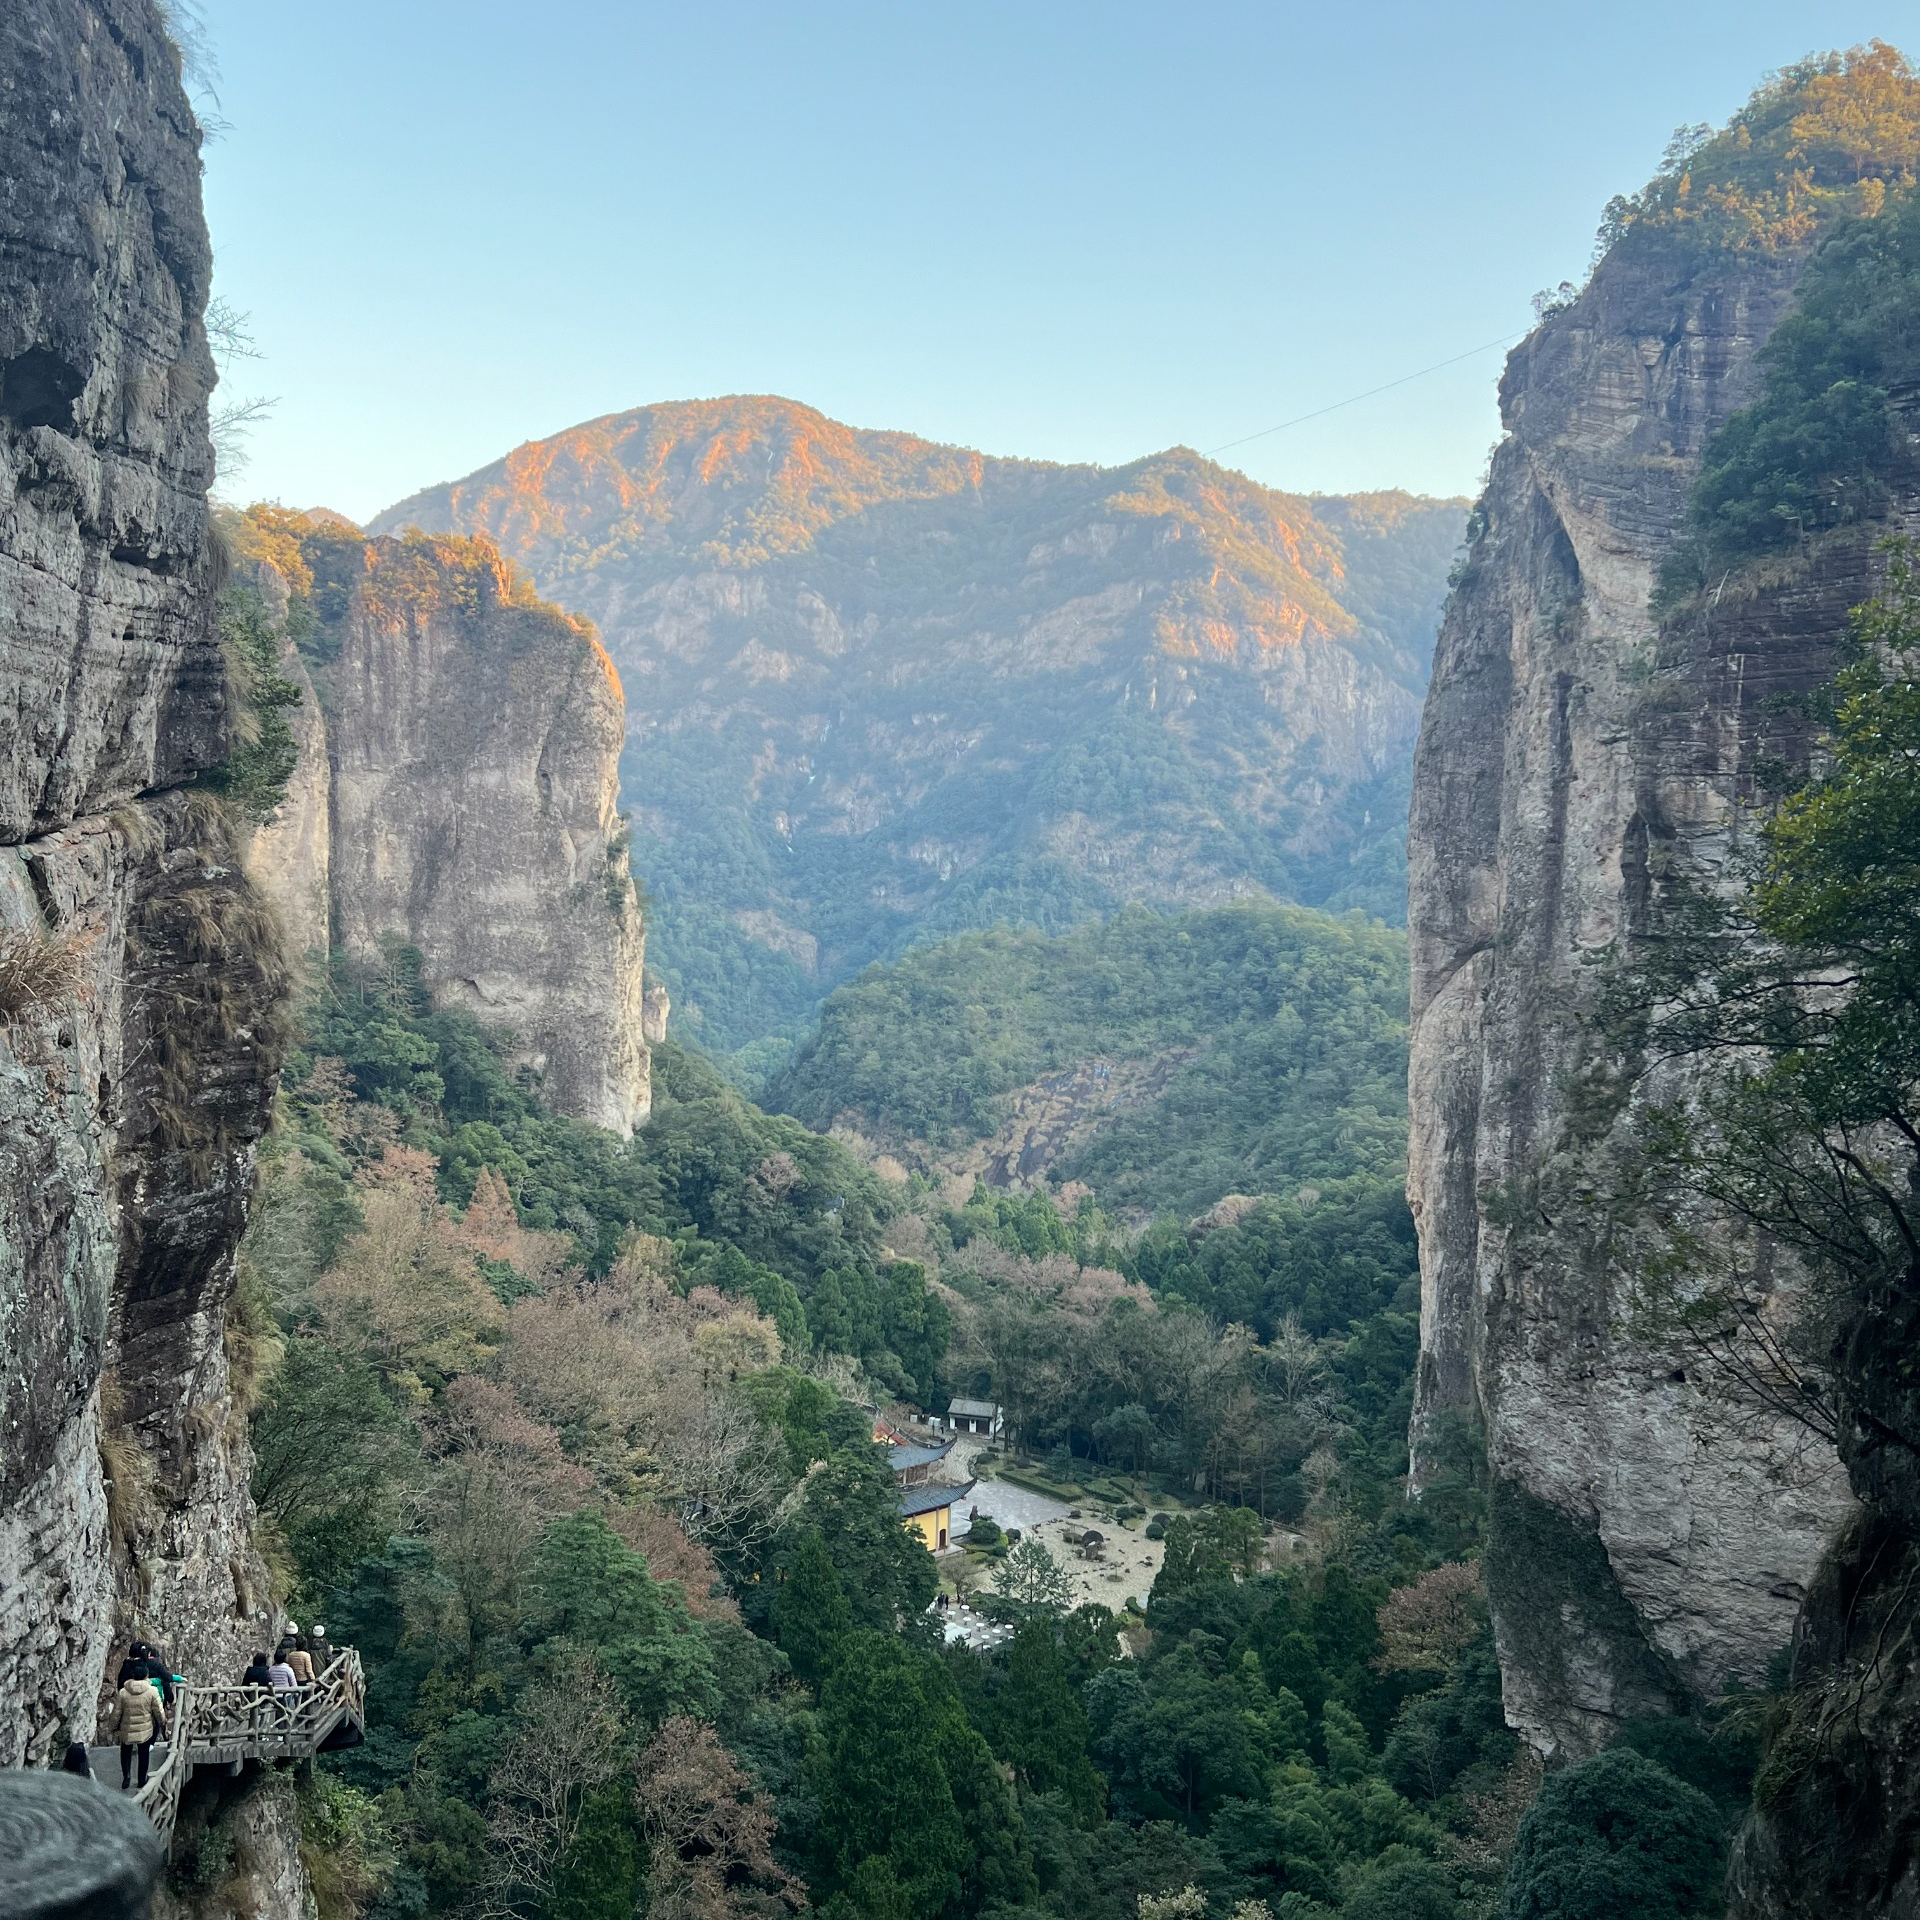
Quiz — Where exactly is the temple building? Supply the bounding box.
[899,1478,973,1554]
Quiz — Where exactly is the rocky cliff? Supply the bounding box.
[234,511,651,1136]
[1404,72,1915,1761]
[0,0,288,1796]
[372,398,1465,1056]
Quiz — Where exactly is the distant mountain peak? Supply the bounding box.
[375,394,998,575]
[368,399,1468,1055]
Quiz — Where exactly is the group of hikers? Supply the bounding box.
[239,1622,331,1697]
[78,1623,334,1790]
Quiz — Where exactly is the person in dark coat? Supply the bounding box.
[115,1641,172,1708]
[241,1652,274,1690]
[60,1741,92,1777]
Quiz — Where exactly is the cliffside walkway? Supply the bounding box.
[92,1649,365,1853]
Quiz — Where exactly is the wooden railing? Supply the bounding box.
[127,1696,191,1854]
[116,1649,365,1852]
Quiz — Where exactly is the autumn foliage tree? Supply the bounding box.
[635,1715,803,1920]
[1374,1563,1485,1676]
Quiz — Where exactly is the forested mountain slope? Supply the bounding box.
[371,399,1464,1060]
[252,928,1529,1920]
[769,903,1408,1221]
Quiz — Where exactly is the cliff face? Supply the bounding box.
[0,3,226,836]
[0,0,285,1771]
[237,517,650,1136]
[1406,234,1858,1755]
[244,620,330,962]
[372,398,1466,1053]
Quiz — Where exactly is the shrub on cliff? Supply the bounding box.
[206,579,303,823]
[1663,185,1920,591]
[0,927,88,1026]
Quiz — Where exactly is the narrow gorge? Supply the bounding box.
[12,10,1920,1920]
[372,401,1465,1060]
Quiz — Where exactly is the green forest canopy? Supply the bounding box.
[239,921,1772,1920]
[249,950,1550,1920]
[768,904,1409,1219]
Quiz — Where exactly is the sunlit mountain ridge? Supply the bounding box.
[373,396,1466,1062]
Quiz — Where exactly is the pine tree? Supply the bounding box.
[545,1787,646,1920]
[991,1536,1073,1619]
[811,1634,971,1919]
[993,1622,1105,1821]
[797,1447,938,1630]
[773,1529,853,1685]
[810,1632,1032,1920]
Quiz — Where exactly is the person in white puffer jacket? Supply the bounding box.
[103,1674,168,1788]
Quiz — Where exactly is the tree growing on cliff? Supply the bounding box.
[207,580,302,822]
[1597,42,1920,264]
[1664,185,1920,591]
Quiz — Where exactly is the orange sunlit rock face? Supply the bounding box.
[380,395,1368,661]
[442,396,988,579]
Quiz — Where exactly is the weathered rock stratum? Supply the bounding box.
[372,398,1465,1053]
[1406,186,1865,1750]
[0,0,287,1818]
[235,511,651,1136]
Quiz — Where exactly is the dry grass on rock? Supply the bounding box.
[0,926,88,1025]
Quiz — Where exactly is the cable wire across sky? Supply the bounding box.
[1204,330,1527,457]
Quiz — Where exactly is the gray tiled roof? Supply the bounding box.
[898,1479,975,1519]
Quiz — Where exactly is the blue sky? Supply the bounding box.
[195,1,1910,520]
